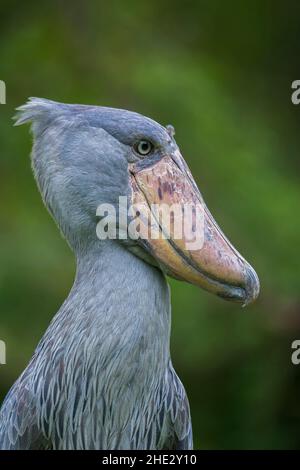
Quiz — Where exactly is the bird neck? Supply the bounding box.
[29,241,173,449]
[46,240,172,373]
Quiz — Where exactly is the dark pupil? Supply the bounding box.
[140,142,149,153]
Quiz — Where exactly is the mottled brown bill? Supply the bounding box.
[129,151,260,306]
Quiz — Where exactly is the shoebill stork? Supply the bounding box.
[0,98,259,450]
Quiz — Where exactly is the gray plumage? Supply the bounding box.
[0,99,192,450]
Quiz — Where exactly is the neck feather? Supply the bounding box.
[30,241,172,447]
[39,241,172,373]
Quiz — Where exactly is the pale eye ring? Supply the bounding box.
[135,140,153,156]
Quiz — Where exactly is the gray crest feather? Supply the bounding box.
[14,97,61,126]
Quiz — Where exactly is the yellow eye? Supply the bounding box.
[135,140,153,156]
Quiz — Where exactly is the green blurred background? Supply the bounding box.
[0,0,300,449]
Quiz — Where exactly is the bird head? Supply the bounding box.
[15,98,259,306]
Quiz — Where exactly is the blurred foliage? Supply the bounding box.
[0,0,300,449]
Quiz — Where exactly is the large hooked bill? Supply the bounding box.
[128,150,260,306]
